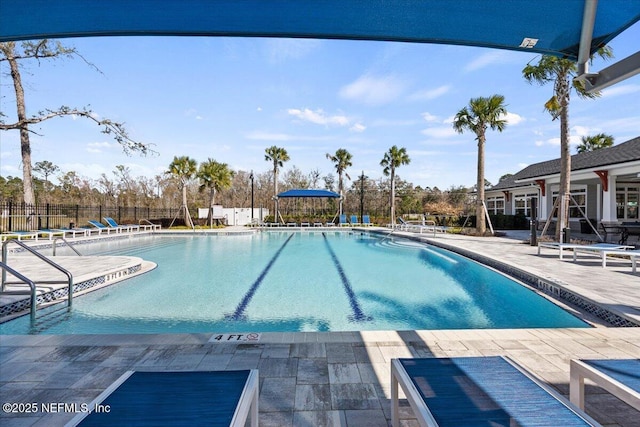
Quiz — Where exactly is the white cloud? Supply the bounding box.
[287,108,350,127]
[86,141,114,153]
[534,140,545,147]
[265,39,321,63]
[339,74,405,106]
[501,111,524,125]
[421,112,439,123]
[601,84,640,98]
[421,127,458,138]
[350,123,366,133]
[409,85,451,101]
[464,51,510,72]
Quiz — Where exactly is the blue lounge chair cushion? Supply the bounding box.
[582,359,640,392]
[398,357,594,426]
[79,370,253,426]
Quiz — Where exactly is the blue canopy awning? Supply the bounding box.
[277,189,341,199]
[2,1,639,92]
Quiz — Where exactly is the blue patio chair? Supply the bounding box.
[362,215,373,226]
[570,358,640,412]
[104,216,140,232]
[69,370,259,427]
[391,356,599,427]
[88,220,119,234]
[339,214,349,226]
[350,215,360,225]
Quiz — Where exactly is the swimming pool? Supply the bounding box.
[0,231,588,334]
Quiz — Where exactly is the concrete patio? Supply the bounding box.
[1,229,639,426]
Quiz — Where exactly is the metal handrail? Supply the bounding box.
[2,239,74,308]
[0,261,37,323]
[52,236,82,256]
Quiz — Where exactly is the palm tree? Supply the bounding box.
[576,133,614,153]
[326,148,353,214]
[453,95,507,235]
[380,146,410,227]
[264,146,290,223]
[523,48,612,240]
[167,155,197,228]
[198,158,234,227]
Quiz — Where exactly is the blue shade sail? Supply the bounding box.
[2,0,640,61]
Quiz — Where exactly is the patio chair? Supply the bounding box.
[339,214,349,227]
[362,215,373,226]
[36,228,67,240]
[0,231,40,242]
[68,370,259,427]
[537,242,633,261]
[350,215,360,226]
[570,359,640,412]
[391,356,599,427]
[88,220,120,234]
[104,216,141,232]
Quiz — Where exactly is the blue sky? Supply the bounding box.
[1,22,639,190]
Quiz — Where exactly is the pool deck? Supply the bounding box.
[1,228,639,426]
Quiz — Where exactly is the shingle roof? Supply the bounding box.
[490,136,640,191]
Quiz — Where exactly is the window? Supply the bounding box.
[616,186,639,220]
[486,196,505,215]
[513,193,538,216]
[552,188,586,218]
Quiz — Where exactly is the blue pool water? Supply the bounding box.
[0,231,588,334]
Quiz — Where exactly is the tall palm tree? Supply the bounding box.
[453,95,507,235]
[198,158,234,227]
[326,148,353,214]
[576,133,614,153]
[380,146,410,227]
[523,48,612,240]
[167,155,197,228]
[264,145,290,223]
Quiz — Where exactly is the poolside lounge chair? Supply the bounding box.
[36,228,67,240]
[68,370,259,427]
[339,214,349,227]
[104,217,140,232]
[0,231,40,242]
[391,356,599,427]
[362,215,373,226]
[350,215,360,226]
[570,359,640,412]
[596,249,640,272]
[88,220,119,234]
[537,242,633,261]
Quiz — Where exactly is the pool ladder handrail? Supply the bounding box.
[1,239,74,322]
[0,261,37,323]
[52,236,83,256]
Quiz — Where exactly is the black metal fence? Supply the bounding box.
[0,201,179,232]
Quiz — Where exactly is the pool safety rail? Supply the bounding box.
[1,239,74,324]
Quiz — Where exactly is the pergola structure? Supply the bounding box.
[275,189,341,224]
[2,1,640,92]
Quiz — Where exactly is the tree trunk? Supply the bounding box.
[476,134,486,235]
[208,187,216,228]
[273,167,279,223]
[390,169,396,226]
[557,72,571,241]
[181,184,193,228]
[6,47,35,206]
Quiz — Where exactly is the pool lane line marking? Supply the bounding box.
[226,233,294,321]
[322,232,372,322]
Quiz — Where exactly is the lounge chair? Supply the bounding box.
[88,220,119,234]
[0,231,39,242]
[570,359,640,412]
[67,370,259,427]
[339,214,349,227]
[596,249,640,272]
[36,228,67,240]
[391,356,599,427]
[104,217,140,232]
[350,215,360,226]
[537,242,633,261]
[362,215,373,226]
[53,227,89,238]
